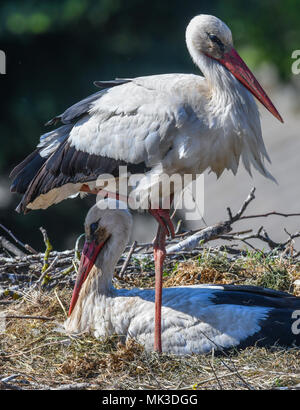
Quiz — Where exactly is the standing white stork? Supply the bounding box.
[10,15,283,353]
[64,199,300,355]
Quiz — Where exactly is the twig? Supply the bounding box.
[239,211,300,221]
[219,227,282,250]
[0,380,22,390]
[74,233,85,261]
[0,223,37,254]
[36,256,59,287]
[54,289,67,317]
[192,370,245,388]
[227,187,256,223]
[0,236,26,257]
[118,241,137,278]
[54,383,96,390]
[167,187,300,256]
[39,227,53,272]
[1,374,20,383]
[167,189,257,254]
[4,339,70,358]
[195,328,254,390]
[0,249,73,265]
[4,315,55,320]
[166,222,232,254]
[209,349,223,389]
[175,220,182,234]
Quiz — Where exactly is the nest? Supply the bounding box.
[0,188,300,390]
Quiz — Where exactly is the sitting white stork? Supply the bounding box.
[65,199,300,355]
[10,14,283,352]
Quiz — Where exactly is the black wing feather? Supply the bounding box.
[11,79,144,213]
[16,139,149,213]
[213,286,300,350]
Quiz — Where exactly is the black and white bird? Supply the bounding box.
[10,14,283,213]
[65,199,300,355]
[10,14,283,352]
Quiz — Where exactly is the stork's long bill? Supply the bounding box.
[211,47,283,123]
[68,239,105,316]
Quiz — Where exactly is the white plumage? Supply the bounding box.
[64,199,300,355]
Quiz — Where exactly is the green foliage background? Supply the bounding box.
[0,0,299,250]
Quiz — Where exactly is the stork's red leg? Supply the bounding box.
[149,208,175,353]
[153,225,165,352]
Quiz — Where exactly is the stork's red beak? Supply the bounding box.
[218,47,283,123]
[68,239,105,316]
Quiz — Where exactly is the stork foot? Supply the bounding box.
[149,208,175,239]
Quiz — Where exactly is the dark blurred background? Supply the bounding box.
[0,0,300,252]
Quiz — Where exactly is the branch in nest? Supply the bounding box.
[39,227,53,273]
[3,315,55,321]
[167,188,256,254]
[0,236,26,257]
[219,226,282,250]
[166,222,232,254]
[0,223,37,254]
[167,187,300,256]
[118,240,137,278]
[239,211,300,221]
[36,256,59,288]
[227,187,256,223]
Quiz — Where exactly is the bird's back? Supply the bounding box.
[10,74,208,213]
[108,284,300,355]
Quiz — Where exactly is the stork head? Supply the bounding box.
[186,14,233,61]
[186,14,283,123]
[68,199,132,316]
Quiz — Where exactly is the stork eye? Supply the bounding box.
[90,222,98,234]
[209,34,218,41]
[207,33,223,46]
[207,32,224,53]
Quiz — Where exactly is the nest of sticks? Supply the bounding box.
[0,188,299,390]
